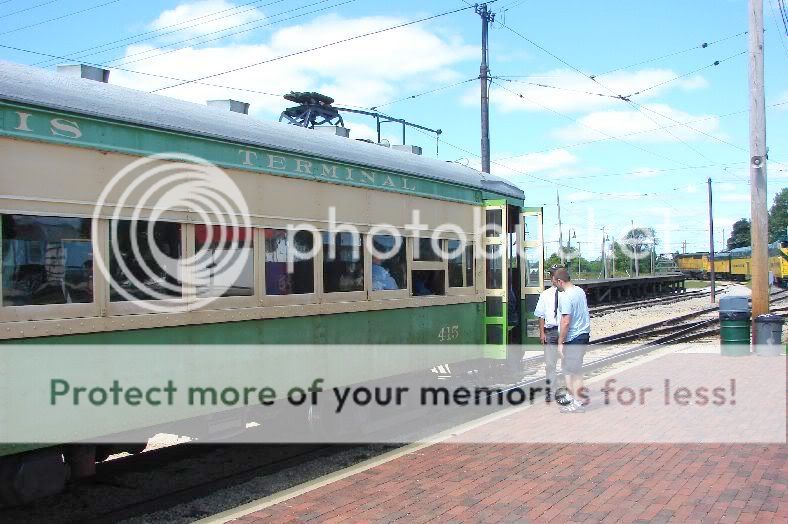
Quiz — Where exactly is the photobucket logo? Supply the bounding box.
[92,153,251,312]
[617,224,656,260]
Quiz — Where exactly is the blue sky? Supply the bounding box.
[1,0,786,259]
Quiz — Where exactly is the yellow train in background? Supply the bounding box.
[674,238,788,287]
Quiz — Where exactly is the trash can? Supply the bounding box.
[719,295,751,356]
[753,314,785,356]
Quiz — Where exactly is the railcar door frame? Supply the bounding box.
[482,200,508,360]
[520,207,545,346]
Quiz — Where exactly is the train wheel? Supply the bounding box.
[0,450,68,506]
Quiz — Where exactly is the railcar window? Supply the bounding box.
[194,225,254,297]
[323,232,364,293]
[486,244,503,289]
[371,235,406,290]
[265,229,315,295]
[447,240,464,287]
[414,237,444,262]
[465,245,474,287]
[412,270,446,296]
[1,215,93,306]
[524,247,540,287]
[485,209,502,237]
[109,220,182,301]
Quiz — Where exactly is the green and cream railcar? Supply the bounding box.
[0,62,543,503]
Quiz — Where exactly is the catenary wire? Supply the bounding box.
[624,51,746,98]
[495,19,755,167]
[370,77,479,110]
[767,0,788,60]
[0,0,122,37]
[0,0,60,19]
[32,0,286,67]
[81,0,343,68]
[147,4,485,93]
[593,30,748,77]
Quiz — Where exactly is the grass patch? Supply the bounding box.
[685,280,711,289]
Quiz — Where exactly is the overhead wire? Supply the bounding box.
[494,100,786,162]
[82,0,343,68]
[0,0,122,37]
[767,0,788,60]
[147,4,484,93]
[0,42,287,99]
[0,0,61,19]
[491,79,694,168]
[32,0,286,67]
[407,124,672,200]
[593,30,748,77]
[624,51,746,98]
[369,77,480,110]
[492,77,620,99]
[495,19,755,169]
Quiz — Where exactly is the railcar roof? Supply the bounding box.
[0,61,524,201]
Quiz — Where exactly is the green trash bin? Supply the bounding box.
[719,310,751,356]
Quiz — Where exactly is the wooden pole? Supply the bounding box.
[477,3,493,174]
[749,0,769,316]
[708,178,717,303]
[557,190,565,265]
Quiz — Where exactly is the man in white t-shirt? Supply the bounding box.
[552,267,591,413]
[534,266,562,401]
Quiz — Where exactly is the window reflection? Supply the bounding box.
[323,232,364,293]
[414,238,444,262]
[447,240,464,287]
[195,225,253,298]
[2,214,93,305]
[486,244,502,289]
[412,270,445,296]
[265,229,314,295]
[109,220,181,301]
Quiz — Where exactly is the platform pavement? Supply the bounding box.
[208,351,787,523]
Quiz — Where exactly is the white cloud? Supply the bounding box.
[493,149,578,175]
[719,194,750,202]
[485,68,708,114]
[551,104,723,143]
[113,13,477,114]
[566,191,596,202]
[150,0,264,40]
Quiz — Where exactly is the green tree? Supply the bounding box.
[727,218,751,249]
[768,187,787,242]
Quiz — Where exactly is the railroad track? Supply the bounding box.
[523,288,788,370]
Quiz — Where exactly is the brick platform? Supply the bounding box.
[231,442,786,523]
[224,353,787,523]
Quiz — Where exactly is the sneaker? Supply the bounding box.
[559,400,586,413]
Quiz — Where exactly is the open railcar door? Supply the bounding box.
[482,200,507,360]
[520,207,545,346]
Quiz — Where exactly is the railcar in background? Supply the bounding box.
[0,61,544,504]
[674,239,788,286]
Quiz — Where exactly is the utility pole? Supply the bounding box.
[708,178,717,302]
[557,190,565,265]
[610,237,616,277]
[682,240,687,254]
[722,228,726,251]
[476,3,494,174]
[601,227,608,279]
[749,0,769,316]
